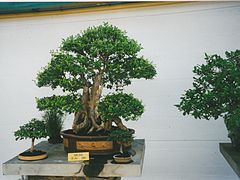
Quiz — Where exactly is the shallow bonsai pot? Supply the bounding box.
[18,150,47,161]
[113,153,132,163]
[61,129,120,155]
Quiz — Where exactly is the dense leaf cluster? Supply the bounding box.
[14,118,47,140]
[176,50,240,121]
[108,129,134,144]
[35,23,156,129]
[36,95,82,114]
[176,50,240,147]
[36,23,156,92]
[36,52,85,92]
[99,92,144,121]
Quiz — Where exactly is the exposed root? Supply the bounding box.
[74,117,89,133]
[104,120,112,131]
[87,126,95,134]
[96,121,105,131]
[72,112,82,133]
[72,111,89,133]
[90,116,100,129]
[113,117,128,130]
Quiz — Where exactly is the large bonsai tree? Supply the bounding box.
[36,23,156,134]
[176,50,240,148]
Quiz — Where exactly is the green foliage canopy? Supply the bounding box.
[176,50,240,121]
[35,23,156,119]
[108,129,134,144]
[36,95,81,114]
[36,23,156,92]
[99,92,144,121]
[14,118,48,140]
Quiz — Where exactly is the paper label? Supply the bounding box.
[68,152,89,162]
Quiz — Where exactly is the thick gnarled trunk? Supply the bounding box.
[72,70,128,134]
[72,85,90,133]
[72,71,104,134]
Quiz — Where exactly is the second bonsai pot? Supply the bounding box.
[113,153,132,163]
[18,150,47,161]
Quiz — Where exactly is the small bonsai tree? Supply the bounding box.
[42,111,64,144]
[176,50,240,149]
[14,118,48,153]
[108,129,134,155]
[36,23,156,135]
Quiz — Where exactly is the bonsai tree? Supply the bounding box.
[36,23,156,135]
[108,129,134,155]
[42,111,64,144]
[14,118,48,153]
[176,49,240,149]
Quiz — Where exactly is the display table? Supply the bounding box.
[219,143,240,177]
[2,139,145,180]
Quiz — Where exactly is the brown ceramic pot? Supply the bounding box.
[61,129,120,155]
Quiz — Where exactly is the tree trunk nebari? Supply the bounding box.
[87,71,104,132]
[71,69,128,134]
[72,85,90,134]
[72,71,105,134]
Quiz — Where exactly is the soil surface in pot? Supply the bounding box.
[63,129,112,137]
[114,152,131,158]
[64,126,134,136]
[77,129,110,136]
[19,150,46,156]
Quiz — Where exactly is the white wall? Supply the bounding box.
[0,2,240,179]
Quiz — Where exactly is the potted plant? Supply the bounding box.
[42,110,64,144]
[108,129,134,163]
[14,118,48,161]
[176,49,240,150]
[35,23,156,155]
